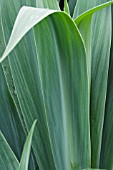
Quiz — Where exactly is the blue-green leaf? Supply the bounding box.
[19,120,37,170]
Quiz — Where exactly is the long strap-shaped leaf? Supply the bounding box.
[0,131,19,169]
[0,5,37,170]
[0,8,56,63]
[0,6,58,170]
[33,12,90,169]
[100,6,113,170]
[75,1,113,24]
[19,120,37,170]
[74,1,112,167]
[0,0,59,168]
[0,7,90,170]
[73,0,105,18]
[0,63,26,160]
[91,3,111,167]
[74,1,113,86]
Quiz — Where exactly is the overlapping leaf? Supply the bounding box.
[19,120,37,170]
[0,0,113,170]
[100,5,113,170]
[73,0,103,18]
[74,0,112,167]
[91,3,111,167]
[0,63,26,160]
[0,131,19,170]
[0,6,90,170]
[0,120,36,170]
[0,0,59,169]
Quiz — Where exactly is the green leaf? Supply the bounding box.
[35,0,60,9]
[99,5,113,170]
[68,0,76,16]
[64,0,70,15]
[0,63,26,160]
[74,1,112,168]
[0,131,19,169]
[0,7,56,63]
[0,5,37,169]
[0,6,90,170]
[74,1,113,85]
[82,169,105,170]
[73,0,105,18]
[91,4,111,167]
[19,120,37,170]
[75,1,113,24]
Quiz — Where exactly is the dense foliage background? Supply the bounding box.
[0,0,113,170]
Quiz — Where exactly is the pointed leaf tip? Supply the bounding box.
[18,119,37,170]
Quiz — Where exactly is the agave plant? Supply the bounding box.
[0,0,113,169]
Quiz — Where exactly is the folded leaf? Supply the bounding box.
[74,1,113,86]
[0,7,56,63]
[100,6,113,169]
[73,0,104,18]
[91,4,111,167]
[74,0,112,167]
[0,6,90,170]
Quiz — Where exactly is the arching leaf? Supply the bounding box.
[0,7,90,170]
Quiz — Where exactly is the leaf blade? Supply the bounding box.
[99,6,113,169]
[74,0,112,167]
[0,131,19,170]
[19,120,37,170]
[1,6,90,170]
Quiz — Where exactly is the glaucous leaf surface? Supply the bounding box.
[1,0,113,170]
[100,5,113,170]
[0,63,25,160]
[68,0,76,16]
[0,131,19,170]
[0,0,59,169]
[19,120,37,170]
[0,6,90,170]
[74,0,112,167]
